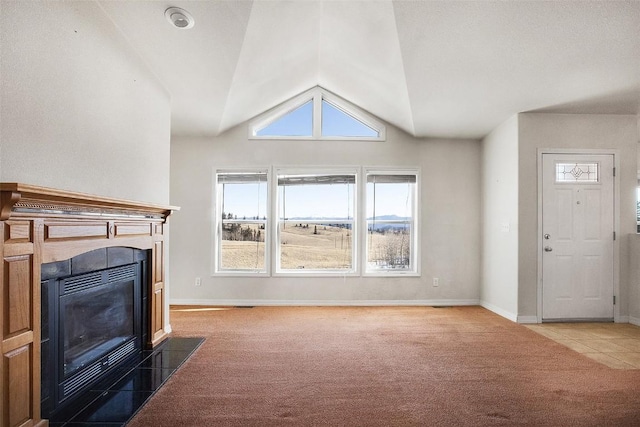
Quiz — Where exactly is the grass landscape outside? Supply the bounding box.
[220,223,266,270]
[220,222,411,271]
[367,227,411,270]
[279,223,352,270]
[220,222,353,270]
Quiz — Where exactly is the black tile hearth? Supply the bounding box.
[47,337,203,427]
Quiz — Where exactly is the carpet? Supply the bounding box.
[128,306,640,426]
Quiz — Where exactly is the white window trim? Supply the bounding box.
[273,166,360,276]
[248,86,386,141]
[212,167,272,277]
[362,167,420,277]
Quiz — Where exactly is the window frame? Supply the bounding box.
[636,185,640,234]
[362,168,420,277]
[211,166,421,278]
[213,167,271,277]
[249,87,386,141]
[273,167,360,276]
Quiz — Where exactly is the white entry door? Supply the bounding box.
[542,154,614,321]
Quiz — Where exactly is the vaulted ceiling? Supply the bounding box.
[98,0,640,139]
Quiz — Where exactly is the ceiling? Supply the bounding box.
[98,0,640,139]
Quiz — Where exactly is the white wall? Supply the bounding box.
[518,113,639,320]
[1,1,173,332]
[169,123,481,305]
[0,1,171,205]
[480,115,519,320]
[629,235,640,325]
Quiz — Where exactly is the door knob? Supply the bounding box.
[544,234,550,240]
[544,246,553,252]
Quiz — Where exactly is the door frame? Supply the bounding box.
[536,148,620,323]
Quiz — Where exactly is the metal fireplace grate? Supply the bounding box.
[108,340,135,366]
[62,272,102,295]
[62,363,102,398]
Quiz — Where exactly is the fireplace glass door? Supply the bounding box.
[61,278,135,378]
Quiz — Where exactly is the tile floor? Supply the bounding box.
[48,337,204,426]
[525,322,640,369]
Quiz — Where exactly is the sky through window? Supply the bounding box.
[222,175,413,220]
[321,100,378,138]
[256,101,313,137]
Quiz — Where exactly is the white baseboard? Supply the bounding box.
[169,298,481,307]
[629,316,640,326]
[616,315,630,324]
[517,316,539,324]
[479,301,518,322]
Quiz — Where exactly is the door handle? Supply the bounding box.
[544,246,553,252]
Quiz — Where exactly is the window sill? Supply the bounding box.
[213,271,270,278]
[273,271,359,278]
[363,272,420,278]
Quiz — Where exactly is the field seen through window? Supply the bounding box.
[220,222,410,270]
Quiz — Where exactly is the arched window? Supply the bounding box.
[250,87,385,141]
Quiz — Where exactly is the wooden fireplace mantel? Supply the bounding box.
[0,183,178,427]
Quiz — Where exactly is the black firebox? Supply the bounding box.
[41,247,149,419]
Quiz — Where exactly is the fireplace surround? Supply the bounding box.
[0,183,177,427]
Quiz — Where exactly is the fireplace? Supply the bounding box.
[41,248,149,418]
[0,183,176,427]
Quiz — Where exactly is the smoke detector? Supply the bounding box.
[165,7,194,29]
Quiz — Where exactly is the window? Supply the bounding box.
[637,186,640,233]
[321,100,379,138]
[256,100,313,137]
[276,170,356,273]
[215,171,268,274]
[555,162,599,183]
[365,170,418,275]
[213,167,420,276]
[250,87,385,141]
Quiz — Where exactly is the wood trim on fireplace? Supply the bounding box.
[0,183,178,427]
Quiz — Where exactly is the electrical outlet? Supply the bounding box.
[433,277,439,287]
[195,277,201,286]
